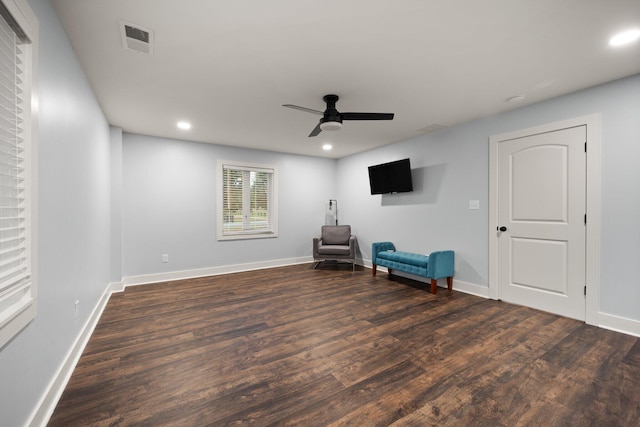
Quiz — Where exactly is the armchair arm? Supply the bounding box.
[312,236,322,258]
[372,241,396,265]
[348,235,357,257]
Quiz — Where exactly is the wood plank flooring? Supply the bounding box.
[49,264,640,426]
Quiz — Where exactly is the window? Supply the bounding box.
[217,160,277,240]
[0,0,37,349]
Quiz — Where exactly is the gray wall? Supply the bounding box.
[337,73,640,321]
[110,126,123,283]
[337,123,488,286]
[0,0,112,426]
[121,133,336,278]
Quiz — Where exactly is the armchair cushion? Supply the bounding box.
[317,242,353,255]
[321,225,351,245]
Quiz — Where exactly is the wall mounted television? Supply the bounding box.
[368,158,413,195]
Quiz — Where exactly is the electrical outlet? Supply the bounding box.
[162,254,169,263]
[469,200,480,210]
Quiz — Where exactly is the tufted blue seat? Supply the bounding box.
[376,251,429,268]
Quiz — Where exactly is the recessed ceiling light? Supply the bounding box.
[177,121,191,130]
[322,144,332,151]
[609,28,640,47]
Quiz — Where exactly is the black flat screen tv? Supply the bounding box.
[368,158,413,195]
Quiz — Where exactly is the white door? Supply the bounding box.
[497,125,586,320]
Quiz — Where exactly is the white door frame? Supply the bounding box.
[489,114,601,326]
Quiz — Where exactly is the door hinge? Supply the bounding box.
[584,286,587,296]
[585,142,587,152]
[584,214,587,225]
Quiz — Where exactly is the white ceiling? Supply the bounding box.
[51,0,640,159]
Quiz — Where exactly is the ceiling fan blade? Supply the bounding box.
[282,104,324,115]
[308,122,322,137]
[341,112,394,121]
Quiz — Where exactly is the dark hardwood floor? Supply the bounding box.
[49,264,640,426]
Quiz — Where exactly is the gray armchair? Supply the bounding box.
[313,225,357,270]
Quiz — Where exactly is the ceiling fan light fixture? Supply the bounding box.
[320,121,342,131]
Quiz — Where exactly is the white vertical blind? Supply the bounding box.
[0,1,33,345]
[218,161,277,240]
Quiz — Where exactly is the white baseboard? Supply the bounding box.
[452,279,490,298]
[109,281,125,293]
[28,284,113,427]
[121,256,313,289]
[597,312,640,337]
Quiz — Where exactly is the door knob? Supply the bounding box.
[497,226,507,232]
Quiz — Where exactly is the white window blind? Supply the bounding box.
[217,161,278,240]
[0,0,35,349]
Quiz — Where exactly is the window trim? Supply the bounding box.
[0,0,37,350]
[216,159,278,241]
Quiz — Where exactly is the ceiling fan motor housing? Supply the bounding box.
[320,94,343,130]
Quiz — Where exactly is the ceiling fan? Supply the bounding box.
[283,94,394,137]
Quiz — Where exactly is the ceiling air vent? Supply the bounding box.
[120,21,154,55]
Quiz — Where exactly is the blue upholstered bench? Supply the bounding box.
[372,242,454,294]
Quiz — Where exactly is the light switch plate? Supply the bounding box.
[469,200,480,210]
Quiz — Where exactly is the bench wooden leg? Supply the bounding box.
[447,276,453,293]
[372,264,377,277]
[430,279,437,294]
